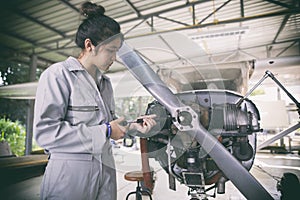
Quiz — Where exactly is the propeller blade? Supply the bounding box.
[117,42,183,115]
[117,42,273,200]
[191,122,273,199]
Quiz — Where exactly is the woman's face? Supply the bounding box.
[92,37,122,71]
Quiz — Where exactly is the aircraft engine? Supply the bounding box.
[144,90,261,196]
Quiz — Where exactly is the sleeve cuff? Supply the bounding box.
[92,124,108,154]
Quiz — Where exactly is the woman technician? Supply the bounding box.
[33,2,155,200]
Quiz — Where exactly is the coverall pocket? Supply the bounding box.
[41,159,68,199]
[41,159,94,200]
[66,105,100,125]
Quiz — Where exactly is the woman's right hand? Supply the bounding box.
[109,117,126,140]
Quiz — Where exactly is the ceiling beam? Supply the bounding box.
[0,31,69,59]
[59,0,80,13]
[264,0,294,9]
[123,39,300,68]
[198,0,232,24]
[12,8,66,38]
[125,8,300,39]
[272,15,290,43]
[0,31,36,45]
[4,2,299,66]
[240,0,245,17]
[124,0,141,17]
[119,0,211,24]
[276,41,298,57]
[156,15,190,26]
[20,6,300,52]
[123,18,148,35]
[0,44,55,67]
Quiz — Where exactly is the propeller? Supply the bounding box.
[117,42,273,200]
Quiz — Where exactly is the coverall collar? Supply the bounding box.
[64,56,110,81]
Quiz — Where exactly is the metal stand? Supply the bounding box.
[237,70,300,151]
[257,122,300,150]
[125,180,153,200]
[124,171,153,200]
[237,70,300,113]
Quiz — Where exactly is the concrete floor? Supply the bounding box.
[1,145,300,200]
[113,146,300,200]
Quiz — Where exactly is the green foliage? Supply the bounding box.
[0,118,26,156]
[0,60,43,125]
[0,99,28,124]
[0,61,34,86]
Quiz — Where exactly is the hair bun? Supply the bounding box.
[80,1,105,18]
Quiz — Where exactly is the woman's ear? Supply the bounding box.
[84,38,93,52]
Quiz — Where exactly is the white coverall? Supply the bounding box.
[33,56,117,200]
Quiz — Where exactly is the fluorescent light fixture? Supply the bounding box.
[188,26,249,40]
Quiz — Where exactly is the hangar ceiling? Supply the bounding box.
[0,0,299,94]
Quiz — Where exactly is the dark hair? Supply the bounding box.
[75,2,121,49]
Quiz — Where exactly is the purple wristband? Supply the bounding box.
[105,122,112,138]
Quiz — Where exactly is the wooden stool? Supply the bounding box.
[124,171,153,200]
